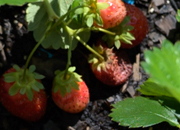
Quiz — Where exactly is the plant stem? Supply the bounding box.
[75,35,104,61]
[63,27,73,80]
[63,23,104,62]
[22,23,52,81]
[50,5,84,31]
[75,27,116,36]
[44,0,59,20]
[91,27,116,35]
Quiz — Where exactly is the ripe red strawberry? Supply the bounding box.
[0,66,47,121]
[88,39,132,86]
[52,67,89,113]
[121,3,149,48]
[94,0,127,29]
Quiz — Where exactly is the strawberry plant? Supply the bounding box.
[0,0,148,124]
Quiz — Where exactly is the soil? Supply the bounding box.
[0,0,180,130]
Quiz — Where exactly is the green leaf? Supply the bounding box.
[68,66,76,72]
[31,84,40,92]
[139,78,173,97]
[4,75,16,83]
[35,81,44,89]
[59,0,74,16]
[97,2,109,10]
[176,10,180,22]
[33,72,45,79]
[53,67,82,97]
[20,87,26,95]
[29,65,36,73]
[26,2,46,31]
[75,8,84,14]
[109,96,180,128]
[156,96,180,117]
[26,88,34,101]
[33,14,49,42]
[13,64,20,71]
[141,39,180,102]
[9,84,20,96]
[87,17,94,27]
[114,40,120,49]
[0,0,39,6]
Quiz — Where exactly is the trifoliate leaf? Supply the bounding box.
[0,0,39,6]
[109,96,180,128]
[141,39,180,102]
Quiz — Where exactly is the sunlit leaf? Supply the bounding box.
[97,2,109,10]
[141,39,180,102]
[109,96,180,128]
[0,0,39,6]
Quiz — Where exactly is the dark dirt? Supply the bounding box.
[0,0,180,130]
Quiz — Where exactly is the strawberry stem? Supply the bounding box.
[49,5,84,31]
[63,24,73,80]
[91,27,116,35]
[22,23,53,81]
[62,23,105,61]
[44,0,59,20]
[75,35,104,61]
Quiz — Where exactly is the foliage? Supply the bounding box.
[110,96,180,128]
[176,9,180,22]
[110,39,180,128]
[0,0,39,6]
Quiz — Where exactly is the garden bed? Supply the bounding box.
[0,0,180,130]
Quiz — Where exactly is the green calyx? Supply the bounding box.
[103,16,135,49]
[73,0,109,27]
[88,44,113,72]
[53,66,82,97]
[4,65,45,101]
